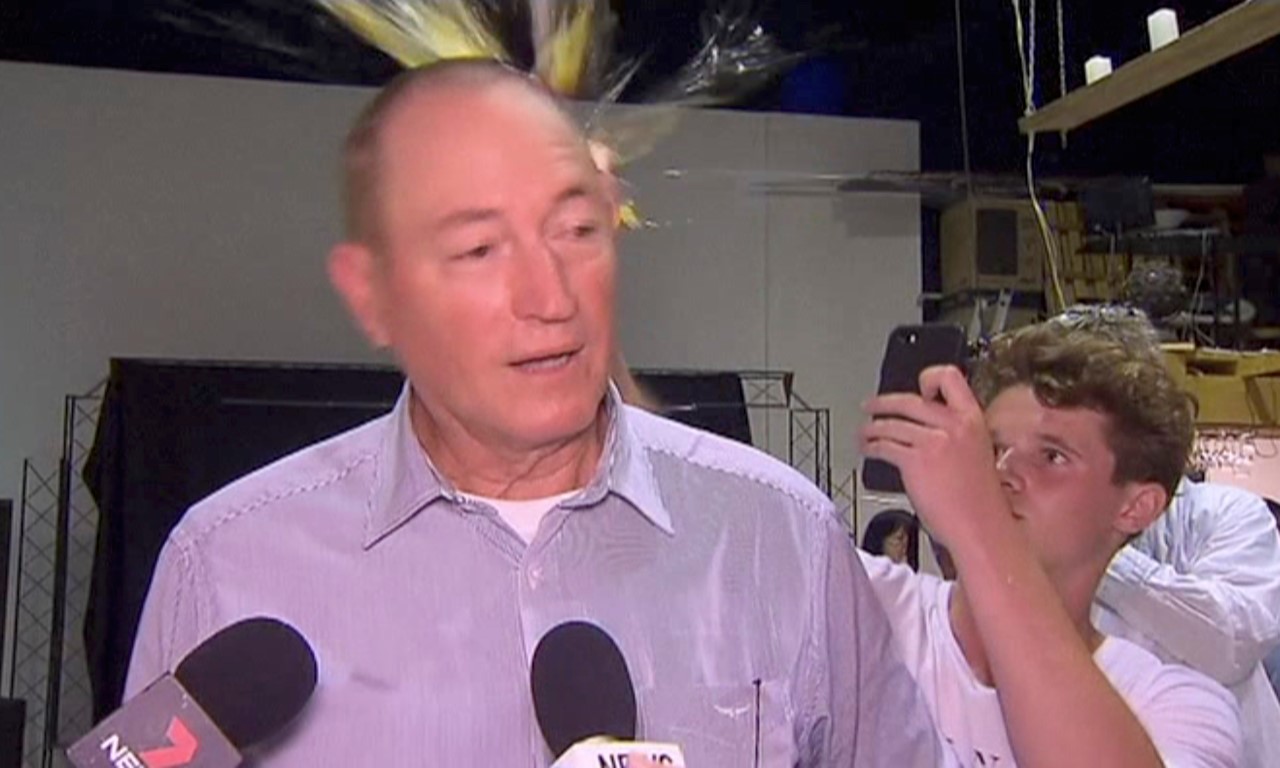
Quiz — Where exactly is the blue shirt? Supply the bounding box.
[1097,480,1280,768]
[128,386,943,766]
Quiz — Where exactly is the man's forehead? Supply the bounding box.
[987,387,1112,441]
[386,77,583,147]
[370,82,601,233]
[377,89,591,198]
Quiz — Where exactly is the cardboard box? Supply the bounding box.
[1164,346,1280,426]
[941,198,1046,294]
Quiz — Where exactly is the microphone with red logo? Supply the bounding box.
[67,617,317,768]
[531,621,685,767]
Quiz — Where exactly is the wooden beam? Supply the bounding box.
[1019,1,1280,135]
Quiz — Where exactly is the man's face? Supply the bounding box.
[359,82,617,454]
[985,385,1134,576]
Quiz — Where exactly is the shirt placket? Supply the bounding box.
[516,503,581,766]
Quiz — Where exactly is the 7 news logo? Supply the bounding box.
[99,716,198,768]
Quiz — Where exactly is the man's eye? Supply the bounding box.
[1044,449,1067,465]
[559,221,600,240]
[458,244,493,260]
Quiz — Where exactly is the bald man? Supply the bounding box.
[127,61,943,766]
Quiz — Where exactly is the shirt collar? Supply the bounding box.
[364,382,672,549]
[364,382,449,548]
[568,383,673,535]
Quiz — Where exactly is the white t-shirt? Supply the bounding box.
[859,552,1242,768]
[461,491,577,544]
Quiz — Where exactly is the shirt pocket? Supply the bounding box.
[637,679,795,767]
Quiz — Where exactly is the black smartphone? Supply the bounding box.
[862,324,969,493]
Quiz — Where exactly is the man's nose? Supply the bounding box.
[512,238,577,322]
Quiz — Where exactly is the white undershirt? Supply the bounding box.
[462,491,578,544]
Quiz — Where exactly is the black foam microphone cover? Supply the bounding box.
[174,617,318,750]
[530,621,637,757]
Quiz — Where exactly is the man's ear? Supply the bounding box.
[1114,482,1170,538]
[328,241,391,348]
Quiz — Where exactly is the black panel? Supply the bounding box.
[633,371,752,446]
[82,359,403,720]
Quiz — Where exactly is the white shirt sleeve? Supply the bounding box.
[855,549,966,768]
[856,550,926,628]
[1102,640,1244,768]
[1097,482,1280,686]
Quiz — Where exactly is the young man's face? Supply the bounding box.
[984,384,1135,579]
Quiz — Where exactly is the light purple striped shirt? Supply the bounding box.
[127,386,943,766]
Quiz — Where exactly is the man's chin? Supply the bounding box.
[514,402,608,449]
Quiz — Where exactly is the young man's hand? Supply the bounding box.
[859,365,1009,550]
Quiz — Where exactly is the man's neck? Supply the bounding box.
[949,567,1106,687]
[409,396,609,500]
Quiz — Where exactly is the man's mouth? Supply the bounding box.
[513,349,579,372]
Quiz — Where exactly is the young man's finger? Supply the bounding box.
[860,436,915,470]
[863,392,948,427]
[859,416,937,450]
[918,364,982,412]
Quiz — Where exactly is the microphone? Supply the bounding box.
[531,621,685,767]
[67,617,317,768]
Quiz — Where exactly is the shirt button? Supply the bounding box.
[527,566,543,588]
